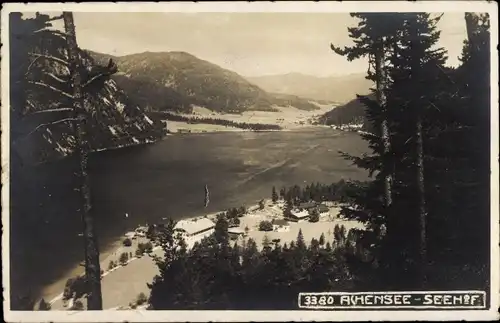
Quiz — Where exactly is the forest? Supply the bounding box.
[152,111,282,131]
[274,180,357,205]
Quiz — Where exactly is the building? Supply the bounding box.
[272,219,290,232]
[124,231,137,239]
[135,226,148,237]
[174,218,215,238]
[298,202,318,211]
[228,227,246,240]
[317,204,330,217]
[288,209,310,222]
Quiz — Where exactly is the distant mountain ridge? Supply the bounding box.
[88,51,322,114]
[318,93,376,132]
[247,72,373,104]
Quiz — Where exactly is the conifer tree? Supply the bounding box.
[331,16,409,285]
[331,14,404,227]
[214,213,229,246]
[365,13,448,286]
[11,12,120,309]
[402,13,447,286]
[278,187,284,199]
[319,233,326,246]
[272,186,279,203]
[296,229,306,250]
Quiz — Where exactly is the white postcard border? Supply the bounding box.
[1,1,499,322]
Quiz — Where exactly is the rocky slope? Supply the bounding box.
[88,51,321,114]
[9,16,166,164]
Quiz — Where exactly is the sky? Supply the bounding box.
[34,12,468,77]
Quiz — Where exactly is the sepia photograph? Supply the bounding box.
[1,1,499,322]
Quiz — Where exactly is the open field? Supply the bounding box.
[165,104,336,133]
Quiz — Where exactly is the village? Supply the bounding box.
[48,195,364,311]
[147,198,362,251]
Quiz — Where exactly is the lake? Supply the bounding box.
[9,127,369,303]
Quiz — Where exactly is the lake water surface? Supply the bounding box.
[10,128,369,302]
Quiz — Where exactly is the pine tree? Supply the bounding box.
[433,13,491,286]
[331,16,408,282]
[310,238,320,254]
[332,13,456,289]
[272,186,279,203]
[406,13,447,286]
[296,229,306,251]
[214,213,229,246]
[319,233,325,246]
[283,198,293,218]
[332,13,404,227]
[279,187,286,199]
[63,12,104,308]
[381,13,448,286]
[10,11,116,310]
[262,234,271,250]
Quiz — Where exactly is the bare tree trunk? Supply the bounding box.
[409,16,427,287]
[375,38,393,209]
[63,12,103,310]
[464,13,477,54]
[416,114,427,284]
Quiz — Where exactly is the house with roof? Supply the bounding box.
[124,231,137,239]
[228,227,246,240]
[272,219,290,232]
[317,204,330,217]
[174,218,215,239]
[287,209,310,222]
[135,226,148,237]
[298,202,318,211]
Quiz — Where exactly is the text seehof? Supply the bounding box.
[298,291,486,309]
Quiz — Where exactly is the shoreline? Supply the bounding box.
[164,122,338,135]
[45,199,363,309]
[44,203,259,305]
[160,103,336,134]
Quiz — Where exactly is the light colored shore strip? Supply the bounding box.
[49,246,162,305]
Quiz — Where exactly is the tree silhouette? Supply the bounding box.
[271,186,279,203]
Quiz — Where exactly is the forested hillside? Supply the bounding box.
[89,51,321,114]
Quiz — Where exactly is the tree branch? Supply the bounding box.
[28,81,74,99]
[28,53,70,68]
[30,108,73,115]
[46,72,70,84]
[25,55,44,76]
[19,117,77,140]
[83,73,109,88]
[33,29,69,39]
[47,14,64,22]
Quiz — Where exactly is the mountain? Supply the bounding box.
[10,17,166,164]
[247,72,373,104]
[319,93,376,132]
[88,51,320,113]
